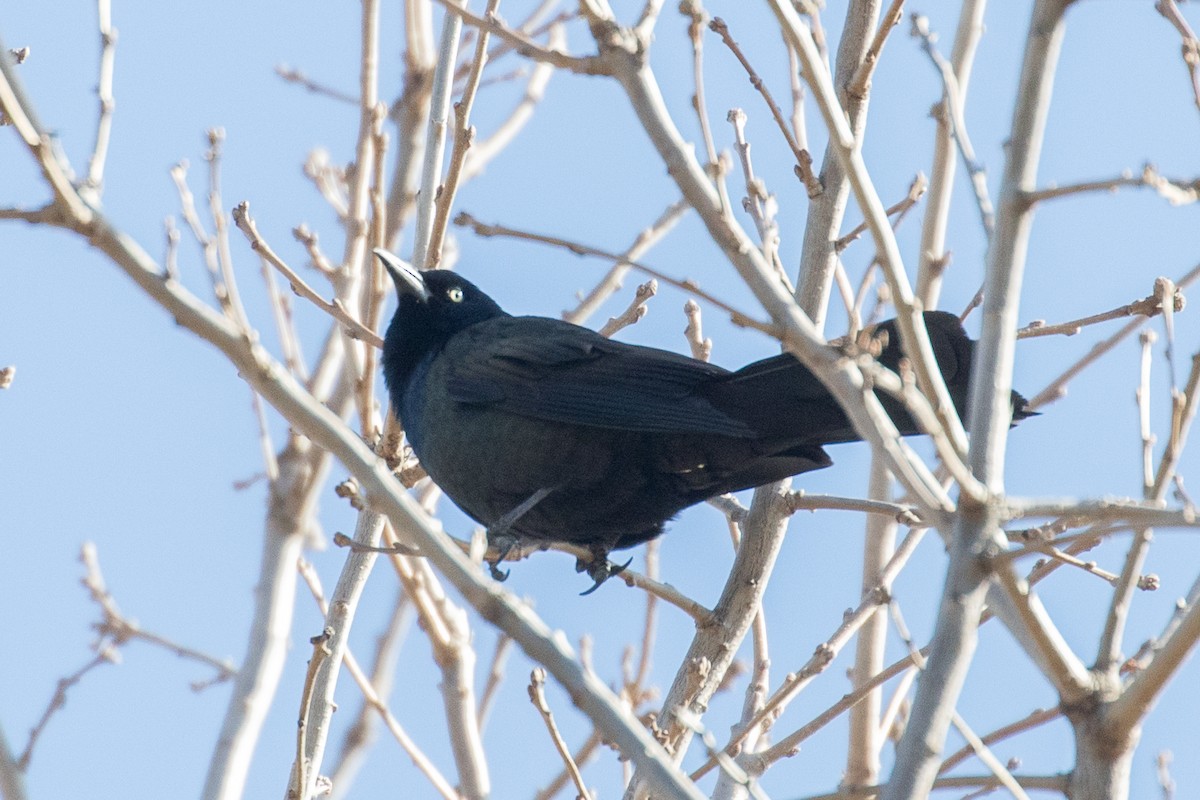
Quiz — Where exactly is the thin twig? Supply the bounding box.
[916,0,987,309]
[298,563,456,800]
[683,299,713,361]
[304,149,350,219]
[835,175,927,253]
[460,23,564,183]
[454,211,778,335]
[910,13,995,240]
[17,650,116,770]
[847,0,906,99]
[231,202,384,347]
[680,1,733,215]
[80,542,236,683]
[728,108,788,287]
[598,280,656,337]
[563,198,688,326]
[477,634,514,733]
[1017,286,1183,339]
[1025,163,1199,206]
[275,64,359,105]
[432,0,607,75]
[785,491,926,527]
[290,628,335,799]
[292,224,336,277]
[82,0,116,199]
[709,16,815,192]
[691,528,927,781]
[1155,0,1200,117]
[939,707,1061,773]
[428,0,502,269]
[529,669,593,800]
[535,731,602,800]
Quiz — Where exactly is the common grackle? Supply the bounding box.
[376,249,1032,590]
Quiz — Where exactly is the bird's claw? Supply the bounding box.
[578,556,633,596]
[487,531,520,583]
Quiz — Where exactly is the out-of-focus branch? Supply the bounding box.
[916,0,987,307]
[428,0,500,269]
[791,0,881,330]
[1,21,708,800]
[79,542,236,684]
[17,650,114,773]
[276,64,359,105]
[383,0,435,246]
[911,12,996,255]
[386,549,490,799]
[1155,0,1200,117]
[326,591,413,798]
[433,0,608,75]
[770,0,973,467]
[845,457,896,787]
[476,634,513,734]
[455,211,775,334]
[459,24,561,182]
[563,198,688,326]
[691,527,926,781]
[82,0,116,200]
[939,707,1060,774]
[1025,163,1199,205]
[298,566,455,800]
[884,3,1077,797]
[0,720,26,800]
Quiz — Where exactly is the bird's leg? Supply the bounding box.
[486,486,556,581]
[576,545,633,596]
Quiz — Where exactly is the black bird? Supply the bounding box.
[376,249,1032,590]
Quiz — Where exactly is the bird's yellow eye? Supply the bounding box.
[447,287,464,303]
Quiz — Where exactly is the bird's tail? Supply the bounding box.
[706,311,1034,445]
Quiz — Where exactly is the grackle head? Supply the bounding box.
[376,248,506,333]
[375,248,509,381]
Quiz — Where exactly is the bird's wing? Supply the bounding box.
[443,317,757,436]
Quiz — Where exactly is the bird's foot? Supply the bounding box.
[576,554,633,596]
[485,487,558,582]
[488,532,519,582]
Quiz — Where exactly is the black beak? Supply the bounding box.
[374,248,430,302]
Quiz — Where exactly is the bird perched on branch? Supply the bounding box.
[376,249,1033,592]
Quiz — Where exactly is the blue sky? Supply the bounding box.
[3,2,1200,798]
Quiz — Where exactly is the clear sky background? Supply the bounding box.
[3,2,1200,798]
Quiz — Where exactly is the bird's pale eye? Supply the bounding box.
[447,287,464,303]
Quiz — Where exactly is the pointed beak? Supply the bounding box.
[374,248,430,302]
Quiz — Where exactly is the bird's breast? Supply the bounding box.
[397,352,437,452]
